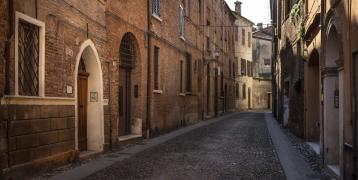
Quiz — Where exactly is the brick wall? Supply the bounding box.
[1,0,238,177]
[3,105,75,178]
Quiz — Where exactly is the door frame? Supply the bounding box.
[74,39,104,152]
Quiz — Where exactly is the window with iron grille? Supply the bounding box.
[18,19,40,96]
[152,0,160,16]
[179,4,185,37]
[120,33,137,69]
[186,53,192,93]
[154,46,160,90]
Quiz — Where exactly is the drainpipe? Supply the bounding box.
[146,0,152,138]
[5,0,14,173]
[320,0,325,165]
[107,62,113,150]
[352,49,357,180]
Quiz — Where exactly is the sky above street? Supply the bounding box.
[225,0,271,27]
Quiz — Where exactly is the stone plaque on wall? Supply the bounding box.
[90,92,98,102]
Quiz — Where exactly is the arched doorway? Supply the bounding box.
[324,25,341,168]
[75,40,104,152]
[304,49,320,143]
[118,32,141,137]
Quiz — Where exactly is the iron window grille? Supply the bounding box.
[152,0,160,16]
[120,33,137,69]
[18,20,40,96]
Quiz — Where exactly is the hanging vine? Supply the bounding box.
[288,0,305,40]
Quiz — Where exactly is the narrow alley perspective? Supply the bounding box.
[0,0,358,179]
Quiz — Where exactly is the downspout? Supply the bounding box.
[5,0,14,173]
[349,0,357,178]
[320,0,325,164]
[352,49,357,180]
[146,0,152,138]
[107,62,113,150]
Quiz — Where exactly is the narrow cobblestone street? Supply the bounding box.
[85,112,285,180]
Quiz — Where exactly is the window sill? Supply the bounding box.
[1,95,76,105]
[153,90,163,94]
[152,14,163,22]
[180,36,186,41]
[179,93,186,97]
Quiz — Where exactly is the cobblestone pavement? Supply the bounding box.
[86,112,285,180]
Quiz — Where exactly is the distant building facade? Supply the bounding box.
[233,1,254,111]
[252,25,273,110]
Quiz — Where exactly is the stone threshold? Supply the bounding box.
[327,164,340,177]
[118,134,142,142]
[306,142,320,155]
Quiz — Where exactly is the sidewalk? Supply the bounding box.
[265,113,327,180]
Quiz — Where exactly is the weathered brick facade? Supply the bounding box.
[0,0,238,178]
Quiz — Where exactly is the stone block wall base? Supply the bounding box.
[4,150,76,179]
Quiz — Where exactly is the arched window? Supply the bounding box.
[119,33,137,69]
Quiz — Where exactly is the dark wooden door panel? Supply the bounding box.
[78,75,88,151]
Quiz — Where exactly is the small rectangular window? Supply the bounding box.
[154,46,160,90]
[264,58,271,66]
[152,0,161,16]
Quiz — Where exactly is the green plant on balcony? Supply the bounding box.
[289,0,305,40]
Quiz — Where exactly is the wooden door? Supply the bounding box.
[118,69,131,136]
[78,73,88,151]
[248,88,251,109]
[268,93,271,109]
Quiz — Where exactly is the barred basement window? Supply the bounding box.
[152,0,160,16]
[15,12,45,96]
